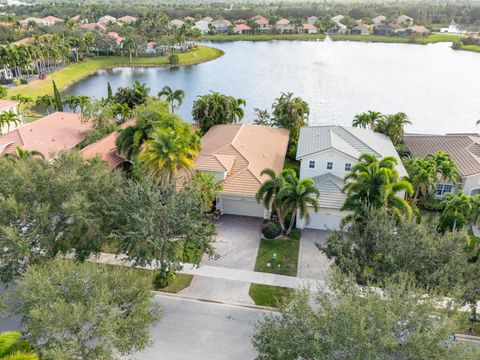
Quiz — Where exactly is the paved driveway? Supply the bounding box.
[297,230,331,280]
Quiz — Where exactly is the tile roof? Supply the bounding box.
[234,24,251,31]
[179,124,289,197]
[79,119,134,168]
[403,134,480,176]
[312,173,346,209]
[43,16,63,22]
[0,100,19,110]
[299,23,317,30]
[255,18,269,25]
[276,19,290,25]
[297,126,407,176]
[12,37,33,45]
[118,15,136,23]
[0,112,91,159]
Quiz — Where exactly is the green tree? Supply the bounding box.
[192,91,246,134]
[52,80,63,111]
[253,275,480,360]
[342,153,414,224]
[64,94,81,113]
[114,80,150,109]
[0,331,38,360]
[0,85,7,99]
[188,172,223,212]
[403,156,437,201]
[158,86,185,113]
[253,108,271,126]
[426,151,460,184]
[3,146,45,160]
[108,178,216,285]
[441,192,474,231]
[373,112,412,146]
[107,81,113,100]
[12,259,160,360]
[352,110,382,129]
[34,94,55,114]
[0,110,21,134]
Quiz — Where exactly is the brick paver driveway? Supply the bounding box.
[298,229,331,280]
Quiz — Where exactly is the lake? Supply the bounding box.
[63,40,480,134]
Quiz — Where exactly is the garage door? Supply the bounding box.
[306,211,343,230]
[222,198,264,218]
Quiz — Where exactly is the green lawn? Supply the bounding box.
[330,33,461,44]
[8,45,223,100]
[254,238,299,277]
[459,44,480,53]
[156,273,194,293]
[249,283,294,307]
[203,33,326,42]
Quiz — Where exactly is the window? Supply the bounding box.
[435,183,453,197]
[326,162,333,170]
[345,163,352,171]
[308,160,316,169]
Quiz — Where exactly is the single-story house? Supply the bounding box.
[328,21,347,34]
[351,24,370,35]
[275,18,294,34]
[233,24,252,34]
[42,16,63,26]
[403,133,480,197]
[79,119,135,170]
[372,15,386,26]
[145,41,157,53]
[296,126,407,230]
[81,22,106,32]
[0,100,21,134]
[298,23,318,34]
[307,16,319,24]
[408,25,429,36]
[118,15,137,24]
[0,112,91,159]
[12,37,33,45]
[169,19,185,28]
[212,19,232,34]
[177,124,289,218]
[390,23,408,36]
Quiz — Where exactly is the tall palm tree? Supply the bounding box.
[158,86,185,113]
[426,151,460,183]
[352,110,382,129]
[122,37,135,63]
[342,153,414,224]
[277,176,320,235]
[441,192,473,231]
[140,126,200,189]
[0,331,39,360]
[271,92,309,146]
[373,112,412,146]
[403,156,437,201]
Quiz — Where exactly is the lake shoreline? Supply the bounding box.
[8,45,224,101]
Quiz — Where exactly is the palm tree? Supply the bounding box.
[158,86,185,113]
[122,37,135,63]
[0,331,39,360]
[65,94,80,113]
[0,111,21,134]
[426,151,460,183]
[342,153,414,224]
[140,126,200,189]
[403,156,437,201]
[35,94,55,114]
[373,112,412,146]
[189,172,223,211]
[352,110,382,129]
[271,92,309,147]
[277,176,320,235]
[4,146,45,160]
[441,192,473,231]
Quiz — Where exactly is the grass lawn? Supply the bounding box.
[330,33,461,44]
[203,33,326,42]
[254,238,299,277]
[249,283,294,307]
[8,45,223,100]
[459,44,480,53]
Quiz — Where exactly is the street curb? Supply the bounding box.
[152,290,279,312]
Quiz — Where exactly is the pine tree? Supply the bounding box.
[52,80,63,111]
[107,82,113,100]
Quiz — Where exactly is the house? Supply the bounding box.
[108,32,124,45]
[20,17,48,27]
[251,15,267,22]
[145,41,157,53]
[328,21,347,34]
[169,19,185,28]
[440,20,459,34]
[118,15,137,24]
[42,16,63,26]
[408,25,429,36]
[177,124,289,218]
[234,19,247,25]
[275,19,294,34]
[397,15,413,26]
[212,19,232,34]
[373,24,395,36]
[202,16,213,23]
[194,20,210,34]
[390,23,407,36]
[331,15,344,23]
[295,126,407,230]
[307,16,319,24]
[254,17,271,32]
[351,24,369,35]
[0,100,21,134]
[97,15,117,24]
[0,112,91,159]
[233,24,252,34]
[403,133,480,198]
[372,15,386,26]
[71,15,82,22]
[184,16,195,22]
[297,23,318,34]
[80,120,135,170]
[81,22,106,32]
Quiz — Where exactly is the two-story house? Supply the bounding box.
[275,19,294,34]
[296,126,407,230]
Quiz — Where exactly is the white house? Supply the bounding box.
[275,19,294,34]
[194,20,210,34]
[212,19,232,34]
[307,16,319,24]
[403,133,480,198]
[254,17,271,32]
[440,20,460,33]
[296,126,407,230]
[177,124,289,218]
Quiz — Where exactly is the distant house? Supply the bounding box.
[298,23,318,34]
[373,24,395,36]
[397,14,413,26]
[408,25,429,36]
[295,126,407,230]
[108,32,124,45]
[331,15,344,23]
[307,16,319,24]
[202,16,213,23]
[20,17,48,27]
[275,18,294,34]
[184,16,195,22]
[233,24,252,34]
[42,16,63,26]
[390,23,407,36]
[351,24,369,35]
[212,19,232,34]
[71,15,82,22]
[194,20,210,34]
[372,15,386,26]
[234,19,246,25]
[251,15,267,22]
[0,100,21,134]
[118,15,137,24]
[169,19,185,28]
[404,133,480,198]
[145,41,157,53]
[254,17,271,32]
[81,22,106,32]
[0,112,91,159]
[328,21,347,34]
[177,124,289,218]
[80,120,135,170]
[97,15,117,24]
[440,20,459,34]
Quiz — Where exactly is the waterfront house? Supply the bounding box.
[177,124,289,218]
[390,23,408,36]
[194,20,210,34]
[295,126,406,230]
[328,21,347,34]
[351,24,370,35]
[233,24,252,34]
[408,25,429,36]
[145,41,157,53]
[202,16,213,23]
[169,19,185,28]
[403,133,480,198]
[298,23,318,34]
[118,15,137,24]
[440,20,460,34]
[397,15,414,26]
[373,24,394,36]
[254,17,271,32]
[0,112,91,159]
[212,19,232,34]
[331,15,344,23]
[234,19,247,25]
[307,16,319,24]
[108,32,124,45]
[372,15,386,26]
[42,16,63,26]
[275,19,294,34]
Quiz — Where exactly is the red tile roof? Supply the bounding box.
[299,23,317,30]
[0,100,19,110]
[234,24,251,31]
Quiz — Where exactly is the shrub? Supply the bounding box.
[153,270,176,289]
[262,221,282,239]
[168,54,179,65]
[39,73,48,80]
[20,78,28,85]
[12,79,21,86]
[289,229,301,240]
[452,40,463,50]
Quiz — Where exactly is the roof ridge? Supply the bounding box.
[13,128,25,147]
[230,124,262,181]
[339,126,380,156]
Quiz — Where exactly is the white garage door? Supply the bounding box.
[222,198,264,218]
[306,211,343,230]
